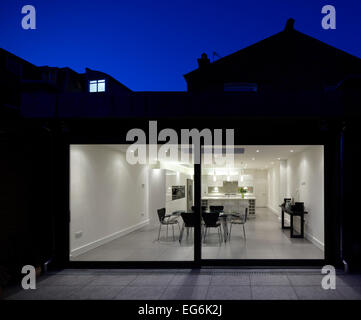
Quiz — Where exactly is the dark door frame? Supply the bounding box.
[52,117,341,269]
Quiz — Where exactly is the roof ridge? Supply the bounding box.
[184,27,361,79]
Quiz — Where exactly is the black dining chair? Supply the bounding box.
[179,212,195,244]
[229,207,248,241]
[191,206,208,235]
[209,205,224,213]
[202,211,223,245]
[157,208,179,241]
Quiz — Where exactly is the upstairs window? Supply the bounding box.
[224,82,258,92]
[89,79,105,92]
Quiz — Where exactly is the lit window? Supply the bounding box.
[89,79,106,92]
[224,82,258,92]
[97,79,105,92]
[89,80,97,92]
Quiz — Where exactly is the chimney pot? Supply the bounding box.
[285,18,295,31]
[197,53,210,69]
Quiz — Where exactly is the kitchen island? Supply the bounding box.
[202,195,256,215]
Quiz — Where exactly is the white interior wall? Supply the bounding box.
[148,169,166,227]
[279,160,287,202]
[286,146,324,249]
[252,169,268,207]
[70,145,149,257]
[267,146,324,250]
[267,163,281,214]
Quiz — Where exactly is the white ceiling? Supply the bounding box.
[202,145,310,170]
[97,144,314,172]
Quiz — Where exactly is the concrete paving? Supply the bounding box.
[3,268,361,300]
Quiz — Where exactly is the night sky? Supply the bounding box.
[1,0,360,91]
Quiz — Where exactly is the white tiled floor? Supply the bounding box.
[72,208,323,261]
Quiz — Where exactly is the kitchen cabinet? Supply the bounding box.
[207,175,223,187]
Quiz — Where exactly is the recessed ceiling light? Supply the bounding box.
[277,158,281,160]
[252,157,255,160]
[290,150,294,153]
[256,150,260,153]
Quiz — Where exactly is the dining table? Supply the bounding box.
[171,210,237,243]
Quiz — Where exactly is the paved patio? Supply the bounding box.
[3,268,361,300]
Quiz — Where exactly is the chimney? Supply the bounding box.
[197,53,210,69]
[284,18,295,31]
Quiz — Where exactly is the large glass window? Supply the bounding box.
[69,144,194,261]
[69,144,324,262]
[201,145,325,260]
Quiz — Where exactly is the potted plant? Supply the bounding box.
[239,187,247,199]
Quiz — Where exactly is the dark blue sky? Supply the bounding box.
[1,0,360,91]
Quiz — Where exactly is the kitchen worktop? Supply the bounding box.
[202,194,257,215]
[202,195,256,200]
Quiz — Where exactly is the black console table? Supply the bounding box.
[279,204,308,238]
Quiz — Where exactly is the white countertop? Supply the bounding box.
[202,195,256,200]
